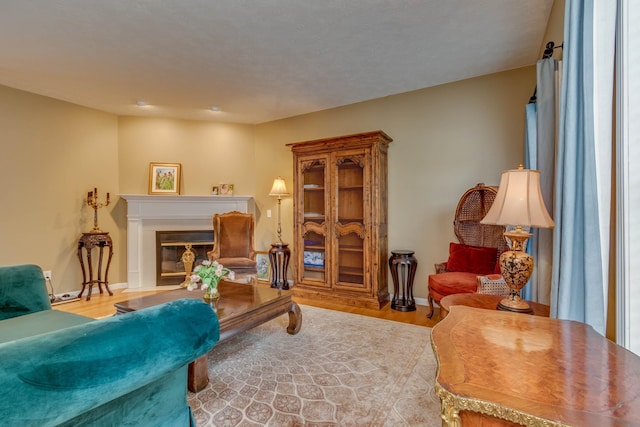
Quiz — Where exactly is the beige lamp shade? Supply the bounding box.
[481,166,554,229]
[269,177,289,198]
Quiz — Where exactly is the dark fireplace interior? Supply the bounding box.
[156,230,214,286]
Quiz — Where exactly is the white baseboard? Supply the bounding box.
[414,297,428,306]
[51,282,128,301]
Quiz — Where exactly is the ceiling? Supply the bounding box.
[0,0,554,124]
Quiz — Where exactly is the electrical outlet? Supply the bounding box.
[43,270,52,281]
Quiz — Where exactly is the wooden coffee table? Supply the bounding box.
[115,280,302,391]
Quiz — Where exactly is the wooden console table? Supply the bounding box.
[431,306,640,426]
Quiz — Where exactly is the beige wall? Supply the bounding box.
[0,65,535,298]
[115,117,270,259]
[540,0,565,61]
[0,85,120,294]
[117,117,256,196]
[256,67,536,299]
[116,116,291,253]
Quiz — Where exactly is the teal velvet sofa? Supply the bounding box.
[0,264,220,426]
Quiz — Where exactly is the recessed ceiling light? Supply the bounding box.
[136,100,147,107]
[210,106,220,112]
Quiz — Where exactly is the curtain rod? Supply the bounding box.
[541,41,564,59]
[529,41,564,103]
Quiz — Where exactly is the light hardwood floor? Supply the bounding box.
[53,285,442,327]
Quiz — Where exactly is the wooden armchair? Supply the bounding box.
[207,211,257,276]
[426,184,509,318]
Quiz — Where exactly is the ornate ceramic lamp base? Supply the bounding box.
[498,229,535,314]
[497,293,534,314]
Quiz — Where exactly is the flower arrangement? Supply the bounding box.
[187,260,235,292]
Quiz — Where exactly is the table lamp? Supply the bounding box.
[481,165,554,313]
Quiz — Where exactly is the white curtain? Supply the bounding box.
[550,0,616,335]
[617,0,640,353]
[523,58,560,305]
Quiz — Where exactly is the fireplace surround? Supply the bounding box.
[121,195,255,289]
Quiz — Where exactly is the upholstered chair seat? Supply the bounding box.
[428,271,480,302]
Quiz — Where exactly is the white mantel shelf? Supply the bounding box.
[120,194,254,220]
[120,194,255,289]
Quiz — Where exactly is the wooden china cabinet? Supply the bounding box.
[287,131,392,309]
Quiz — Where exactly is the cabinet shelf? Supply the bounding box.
[337,218,363,224]
[304,266,325,272]
[304,245,325,251]
[338,186,364,191]
[339,245,363,253]
[339,267,364,276]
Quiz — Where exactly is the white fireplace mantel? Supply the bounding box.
[120,194,255,289]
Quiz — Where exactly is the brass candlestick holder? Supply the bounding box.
[86,187,110,233]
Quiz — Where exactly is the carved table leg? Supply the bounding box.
[287,301,303,335]
[77,241,88,299]
[85,243,95,301]
[103,242,114,296]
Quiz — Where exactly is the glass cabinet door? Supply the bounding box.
[301,159,327,284]
[335,155,366,287]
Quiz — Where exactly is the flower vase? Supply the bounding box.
[203,287,220,310]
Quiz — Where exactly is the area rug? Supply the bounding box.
[188,305,441,426]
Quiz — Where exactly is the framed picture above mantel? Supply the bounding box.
[149,163,181,195]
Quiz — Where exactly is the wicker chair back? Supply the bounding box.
[453,183,509,254]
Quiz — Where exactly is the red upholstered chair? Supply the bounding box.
[427,184,509,318]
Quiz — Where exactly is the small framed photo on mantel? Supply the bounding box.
[149,163,181,195]
[219,183,234,196]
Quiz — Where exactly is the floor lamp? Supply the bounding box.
[269,177,291,290]
[481,165,554,313]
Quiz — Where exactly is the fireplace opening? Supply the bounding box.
[156,230,214,286]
